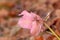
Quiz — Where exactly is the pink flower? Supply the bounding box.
[17,10,44,36]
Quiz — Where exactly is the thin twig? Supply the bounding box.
[44,23,60,40]
[44,11,52,21]
[44,11,60,40]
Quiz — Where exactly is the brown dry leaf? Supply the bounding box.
[47,17,60,36]
[54,9,60,18]
[46,9,60,26]
[55,30,60,37]
[0,0,17,7]
[53,1,60,9]
[48,0,59,4]
[0,37,12,40]
[35,36,43,40]
[20,0,47,11]
[15,29,30,38]
[0,0,7,5]
[38,0,47,4]
[47,35,57,40]
[0,8,9,17]
[54,18,60,36]
[42,32,58,40]
[8,18,19,27]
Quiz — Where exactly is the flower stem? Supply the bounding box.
[44,23,60,40]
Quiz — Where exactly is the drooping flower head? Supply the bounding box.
[17,10,44,36]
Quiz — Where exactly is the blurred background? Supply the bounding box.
[0,0,60,40]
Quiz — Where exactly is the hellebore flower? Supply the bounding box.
[17,10,44,36]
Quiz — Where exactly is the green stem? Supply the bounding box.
[44,23,60,40]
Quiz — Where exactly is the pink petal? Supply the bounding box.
[18,10,34,29]
[17,10,43,36]
[30,13,43,36]
[30,21,39,36]
[18,10,29,16]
